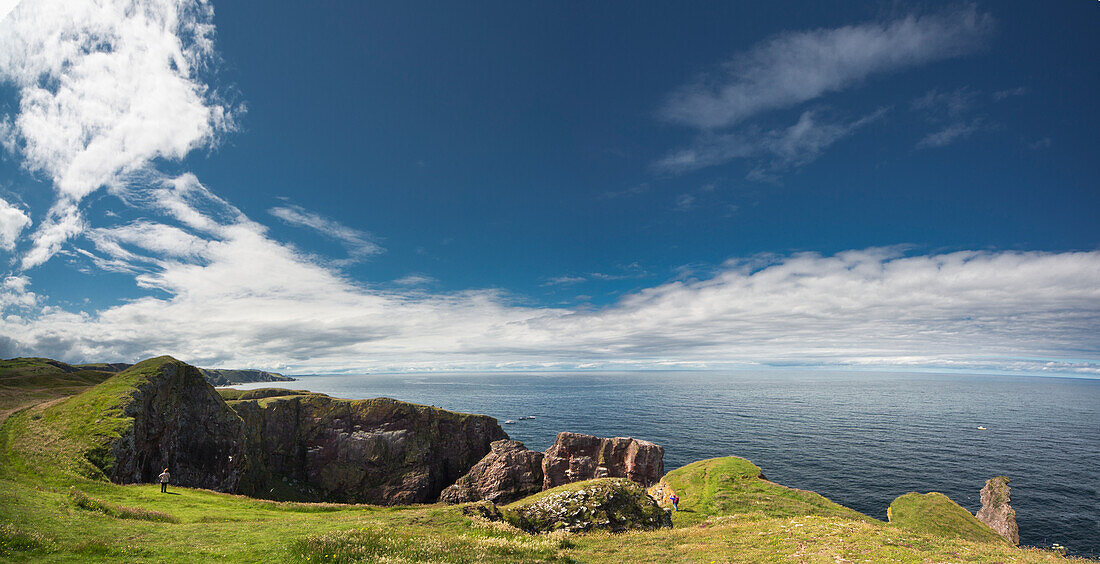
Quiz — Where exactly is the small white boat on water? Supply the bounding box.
[519,415,536,420]
[977,426,987,430]
[504,420,517,424]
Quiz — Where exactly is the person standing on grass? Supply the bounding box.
[158,468,170,493]
[670,493,679,511]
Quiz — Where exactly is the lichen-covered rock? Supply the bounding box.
[109,358,248,492]
[440,439,544,504]
[542,432,663,489]
[502,478,672,533]
[461,499,504,522]
[232,394,507,504]
[976,476,1019,545]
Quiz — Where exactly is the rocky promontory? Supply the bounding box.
[56,357,505,505]
[107,358,248,492]
[230,390,506,504]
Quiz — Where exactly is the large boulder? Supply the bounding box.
[231,393,508,504]
[542,432,663,490]
[976,476,1020,545]
[501,478,672,533]
[108,358,248,492]
[440,439,544,504]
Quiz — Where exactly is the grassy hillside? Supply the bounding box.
[0,358,115,421]
[654,456,875,527]
[0,361,1089,562]
[888,491,1010,544]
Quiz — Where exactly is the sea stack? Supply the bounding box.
[542,431,664,489]
[976,476,1020,545]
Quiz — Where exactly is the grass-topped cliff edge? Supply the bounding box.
[0,356,1090,562]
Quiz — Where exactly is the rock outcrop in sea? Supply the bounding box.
[976,475,1020,545]
[439,439,545,504]
[542,431,664,489]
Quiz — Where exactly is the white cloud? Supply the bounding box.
[657,109,885,176]
[916,120,982,148]
[270,205,383,260]
[1,234,1098,376]
[0,197,30,250]
[661,6,993,129]
[393,274,436,286]
[0,0,236,268]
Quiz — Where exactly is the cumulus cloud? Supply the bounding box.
[270,205,383,260]
[0,245,1097,375]
[0,197,30,250]
[0,0,236,268]
[661,6,993,129]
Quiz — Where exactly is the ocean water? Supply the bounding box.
[231,370,1100,556]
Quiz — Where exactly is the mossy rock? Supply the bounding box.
[888,492,1008,544]
[501,478,671,533]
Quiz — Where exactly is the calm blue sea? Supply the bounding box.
[231,370,1100,556]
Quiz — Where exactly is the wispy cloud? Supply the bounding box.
[542,275,587,286]
[269,205,382,260]
[656,109,886,176]
[393,274,436,286]
[911,87,978,116]
[916,120,983,148]
[661,7,993,129]
[992,86,1028,101]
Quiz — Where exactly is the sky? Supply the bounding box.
[0,1,1096,376]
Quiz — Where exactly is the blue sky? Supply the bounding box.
[0,1,1097,375]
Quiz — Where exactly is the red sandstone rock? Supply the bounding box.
[541,431,663,490]
[976,475,1020,545]
[439,439,544,504]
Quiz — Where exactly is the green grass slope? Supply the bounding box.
[0,361,1088,563]
[655,456,875,527]
[0,358,114,421]
[888,491,1008,544]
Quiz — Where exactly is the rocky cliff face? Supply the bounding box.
[542,432,664,489]
[439,439,544,504]
[232,394,507,504]
[976,476,1020,545]
[109,359,248,492]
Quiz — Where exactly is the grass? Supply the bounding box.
[0,358,114,421]
[887,491,1009,544]
[655,456,876,527]
[0,357,1092,563]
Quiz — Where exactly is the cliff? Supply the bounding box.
[228,389,507,504]
[107,358,248,491]
[15,357,502,505]
[200,368,295,386]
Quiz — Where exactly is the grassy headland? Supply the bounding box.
[0,358,1089,562]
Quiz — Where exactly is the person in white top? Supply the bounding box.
[158,468,170,493]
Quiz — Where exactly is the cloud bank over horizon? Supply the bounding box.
[0,1,1096,377]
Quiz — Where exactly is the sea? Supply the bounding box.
[230,370,1100,556]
